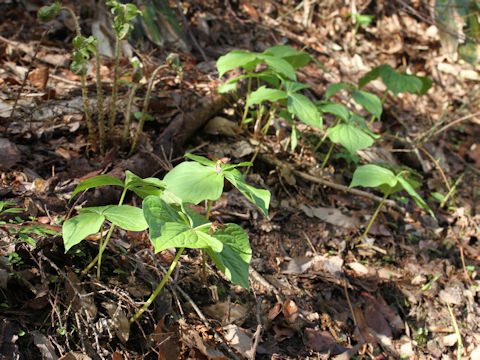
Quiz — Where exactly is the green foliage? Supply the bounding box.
[358,64,432,96]
[37,2,61,22]
[163,154,270,217]
[0,202,24,216]
[319,64,431,159]
[217,45,322,145]
[64,156,270,315]
[350,164,433,216]
[71,36,98,76]
[107,0,141,40]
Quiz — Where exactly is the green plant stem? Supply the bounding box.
[446,301,463,360]
[95,53,105,154]
[108,37,121,139]
[240,75,252,129]
[96,224,104,280]
[202,199,214,284]
[315,117,340,168]
[129,64,167,156]
[62,6,97,150]
[313,129,330,153]
[81,187,128,277]
[440,173,464,208]
[369,90,388,126]
[123,83,140,144]
[356,187,392,244]
[261,103,279,136]
[318,141,334,173]
[130,247,185,323]
[62,7,81,36]
[80,75,97,150]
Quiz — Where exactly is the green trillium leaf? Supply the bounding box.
[63,213,105,253]
[207,223,251,289]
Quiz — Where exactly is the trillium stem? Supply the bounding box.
[97,224,104,280]
[318,142,334,174]
[81,187,128,278]
[123,82,140,145]
[130,247,185,323]
[95,53,105,154]
[240,74,252,129]
[355,187,392,245]
[368,90,388,126]
[202,199,214,284]
[129,64,168,155]
[108,36,121,139]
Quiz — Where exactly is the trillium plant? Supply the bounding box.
[316,64,433,171]
[63,154,270,323]
[349,164,434,243]
[217,45,323,148]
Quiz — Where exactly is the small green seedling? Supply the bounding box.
[106,0,141,139]
[217,45,323,147]
[346,13,374,35]
[64,171,165,279]
[349,164,434,243]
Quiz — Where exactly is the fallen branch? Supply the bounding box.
[258,153,406,214]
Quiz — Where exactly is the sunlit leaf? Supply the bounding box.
[207,223,251,288]
[63,213,105,253]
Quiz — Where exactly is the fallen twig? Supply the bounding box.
[258,153,406,213]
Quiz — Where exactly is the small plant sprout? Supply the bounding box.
[346,12,374,36]
[349,164,434,244]
[130,154,270,322]
[63,171,165,280]
[129,53,181,155]
[38,2,101,150]
[122,60,143,144]
[106,0,141,139]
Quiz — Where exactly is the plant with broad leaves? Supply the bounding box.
[217,45,323,147]
[63,171,165,279]
[131,153,270,322]
[63,155,270,323]
[316,64,432,171]
[349,164,434,243]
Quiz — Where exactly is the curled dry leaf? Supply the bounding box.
[204,116,239,137]
[282,299,298,324]
[28,66,49,89]
[223,324,253,355]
